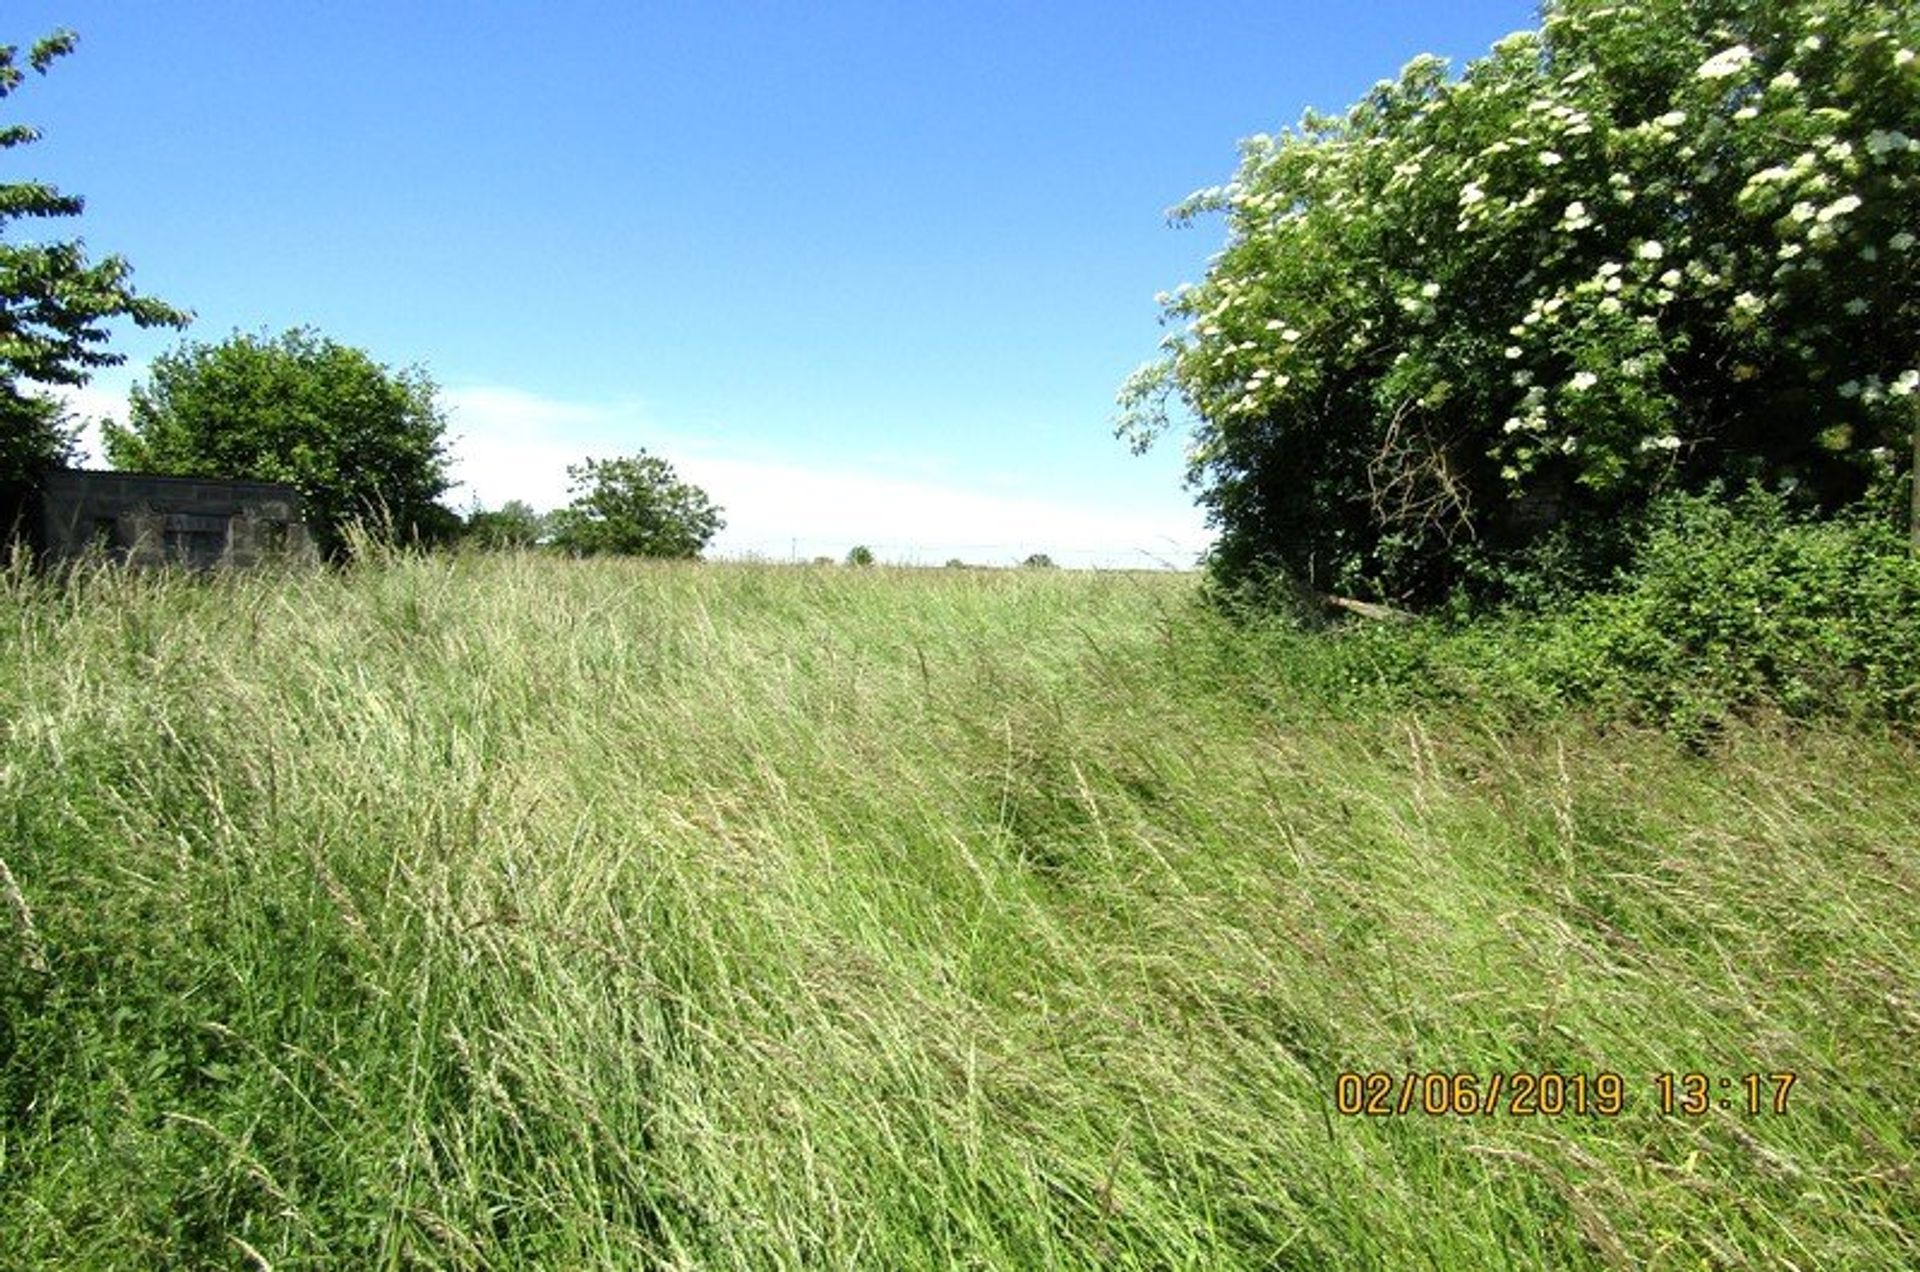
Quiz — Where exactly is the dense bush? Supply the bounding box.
[1521,488,1920,733]
[103,328,456,558]
[1238,489,1920,737]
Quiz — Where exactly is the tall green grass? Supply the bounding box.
[2,552,1916,1268]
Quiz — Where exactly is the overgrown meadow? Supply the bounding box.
[2,552,1916,1269]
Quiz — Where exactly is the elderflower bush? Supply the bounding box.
[1121,0,1920,604]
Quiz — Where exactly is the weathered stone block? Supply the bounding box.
[17,469,318,569]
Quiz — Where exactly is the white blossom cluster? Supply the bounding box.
[1122,0,1920,508]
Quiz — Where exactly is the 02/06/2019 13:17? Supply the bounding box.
[1333,1071,1798,1117]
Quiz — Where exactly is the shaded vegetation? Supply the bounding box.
[1220,486,1920,742]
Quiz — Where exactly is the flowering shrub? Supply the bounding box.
[1122,0,1920,604]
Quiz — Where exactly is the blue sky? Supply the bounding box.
[13,0,1537,566]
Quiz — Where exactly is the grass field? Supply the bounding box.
[2,551,1916,1269]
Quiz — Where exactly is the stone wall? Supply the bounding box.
[31,470,317,568]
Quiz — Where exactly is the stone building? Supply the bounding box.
[13,469,317,568]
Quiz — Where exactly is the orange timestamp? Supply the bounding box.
[1334,1071,1799,1117]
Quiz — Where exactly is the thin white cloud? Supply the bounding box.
[444,385,639,436]
[439,385,645,510]
[679,453,1207,568]
[447,384,1211,569]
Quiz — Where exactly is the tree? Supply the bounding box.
[844,544,875,567]
[463,499,546,550]
[1,28,189,492]
[1121,0,1920,605]
[1020,552,1057,568]
[547,452,722,558]
[102,328,455,557]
